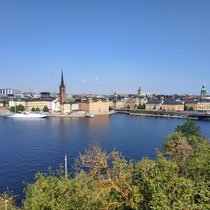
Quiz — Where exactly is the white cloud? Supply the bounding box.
[95,77,99,80]
[82,80,87,83]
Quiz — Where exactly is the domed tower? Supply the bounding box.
[59,71,66,103]
[138,86,142,96]
[201,81,206,100]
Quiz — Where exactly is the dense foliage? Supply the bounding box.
[137,104,145,109]
[42,106,49,112]
[9,105,25,113]
[1,121,209,209]
[31,107,41,112]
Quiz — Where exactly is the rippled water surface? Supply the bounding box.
[0,113,209,204]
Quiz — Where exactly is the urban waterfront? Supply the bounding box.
[0,113,210,204]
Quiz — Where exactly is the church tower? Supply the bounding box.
[138,86,142,96]
[201,81,206,100]
[59,71,66,103]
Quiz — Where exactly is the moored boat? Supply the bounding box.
[7,111,47,118]
[85,113,95,118]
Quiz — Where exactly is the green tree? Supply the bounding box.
[189,106,194,111]
[16,104,25,112]
[31,107,36,112]
[175,120,201,137]
[3,99,8,106]
[9,107,16,113]
[127,105,130,109]
[184,106,188,111]
[9,105,25,113]
[35,107,40,112]
[137,104,145,109]
[43,106,49,112]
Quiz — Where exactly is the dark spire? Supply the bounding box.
[61,70,65,87]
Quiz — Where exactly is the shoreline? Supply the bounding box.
[129,112,197,120]
[0,111,115,118]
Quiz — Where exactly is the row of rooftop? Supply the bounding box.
[0,72,209,113]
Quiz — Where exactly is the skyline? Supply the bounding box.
[0,0,210,94]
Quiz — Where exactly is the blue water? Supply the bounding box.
[0,113,209,205]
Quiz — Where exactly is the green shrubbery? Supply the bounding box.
[9,105,25,113]
[1,121,209,209]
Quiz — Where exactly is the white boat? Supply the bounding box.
[7,111,47,118]
[85,113,95,118]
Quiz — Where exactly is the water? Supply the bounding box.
[0,113,209,205]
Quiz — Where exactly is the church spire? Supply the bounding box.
[61,70,65,87]
[202,80,206,88]
[201,80,206,100]
[59,70,66,103]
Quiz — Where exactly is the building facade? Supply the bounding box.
[9,100,26,107]
[197,99,210,111]
[162,101,184,111]
[146,100,162,110]
[184,101,198,110]
[81,99,110,114]
[46,100,60,112]
[25,99,52,111]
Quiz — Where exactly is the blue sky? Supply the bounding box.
[0,0,209,95]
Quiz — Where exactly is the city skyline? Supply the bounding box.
[0,0,210,94]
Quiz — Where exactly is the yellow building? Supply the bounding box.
[25,100,49,111]
[184,101,198,110]
[146,100,162,110]
[162,101,184,111]
[60,102,80,114]
[81,100,110,115]
[60,103,71,114]
[197,99,210,111]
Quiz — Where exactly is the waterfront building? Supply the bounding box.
[146,100,162,110]
[71,102,79,111]
[60,103,71,114]
[25,99,54,111]
[162,100,184,111]
[45,100,60,112]
[184,100,198,110]
[60,102,80,114]
[197,99,210,111]
[112,100,125,109]
[201,81,206,99]
[59,71,66,103]
[9,100,26,107]
[125,99,136,109]
[80,98,110,115]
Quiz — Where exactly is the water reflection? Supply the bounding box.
[85,115,110,132]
